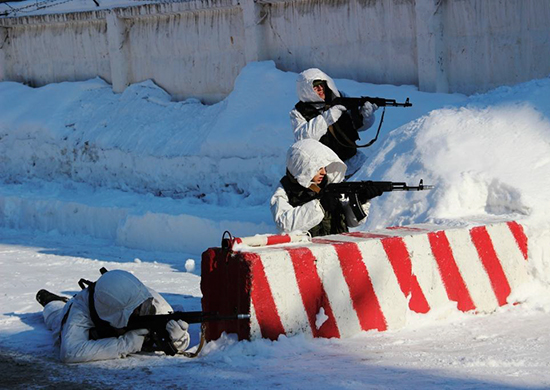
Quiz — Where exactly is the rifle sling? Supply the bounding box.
[180,323,206,358]
[328,107,386,149]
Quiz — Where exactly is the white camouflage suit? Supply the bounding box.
[290,68,378,176]
[42,270,190,363]
[270,139,370,234]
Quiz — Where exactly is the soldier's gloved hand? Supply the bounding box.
[166,319,190,353]
[358,186,384,203]
[122,328,149,354]
[322,105,347,126]
[361,102,378,118]
[320,193,342,213]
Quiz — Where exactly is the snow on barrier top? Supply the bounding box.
[201,221,530,342]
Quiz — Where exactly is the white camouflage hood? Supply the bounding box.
[286,139,347,188]
[94,270,152,328]
[296,68,341,103]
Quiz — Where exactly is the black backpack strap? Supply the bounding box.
[87,282,122,340]
[61,268,122,342]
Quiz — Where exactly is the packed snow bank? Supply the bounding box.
[0,61,464,252]
[0,61,464,206]
[0,180,274,254]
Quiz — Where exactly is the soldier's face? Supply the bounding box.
[313,84,325,100]
[312,167,327,184]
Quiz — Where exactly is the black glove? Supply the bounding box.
[319,193,342,213]
[357,186,384,203]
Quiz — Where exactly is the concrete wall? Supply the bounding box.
[443,0,550,95]
[123,5,245,101]
[0,0,549,101]
[0,13,111,86]
[262,0,418,86]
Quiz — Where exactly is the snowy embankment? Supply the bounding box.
[0,61,464,254]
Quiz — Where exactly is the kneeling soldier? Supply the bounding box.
[270,139,382,237]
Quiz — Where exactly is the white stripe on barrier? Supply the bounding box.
[486,224,530,290]
[445,229,499,311]
[356,240,408,330]
[309,244,362,337]
[403,234,451,310]
[249,301,262,339]
[259,250,312,336]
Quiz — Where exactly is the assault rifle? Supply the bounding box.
[84,267,250,356]
[312,95,412,148]
[323,179,434,220]
[126,311,250,356]
[90,310,250,356]
[332,96,412,109]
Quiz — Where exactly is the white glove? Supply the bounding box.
[361,101,378,118]
[166,319,190,353]
[322,105,347,126]
[121,328,149,354]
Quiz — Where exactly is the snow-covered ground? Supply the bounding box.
[1,61,550,388]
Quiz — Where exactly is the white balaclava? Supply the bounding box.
[286,139,347,188]
[94,270,152,328]
[296,68,341,103]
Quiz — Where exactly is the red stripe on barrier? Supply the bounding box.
[428,231,476,312]
[332,241,387,331]
[266,235,292,246]
[507,221,529,260]
[410,275,430,313]
[381,237,430,314]
[286,247,340,338]
[470,226,512,306]
[248,254,286,340]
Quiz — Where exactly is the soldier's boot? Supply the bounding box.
[36,289,69,307]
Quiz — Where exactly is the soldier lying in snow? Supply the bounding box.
[36,269,190,363]
[270,139,383,237]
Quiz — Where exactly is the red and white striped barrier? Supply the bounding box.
[201,221,530,341]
